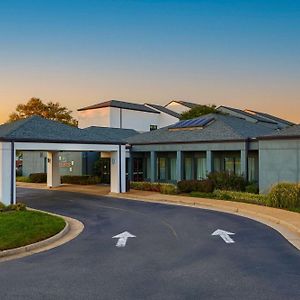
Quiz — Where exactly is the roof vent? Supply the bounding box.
[169,117,215,131]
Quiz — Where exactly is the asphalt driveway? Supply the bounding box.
[1,187,300,300]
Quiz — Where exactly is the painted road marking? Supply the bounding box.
[212,229,235,244]
[112,231,136,248]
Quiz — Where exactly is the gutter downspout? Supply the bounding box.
[119,144,122,193]
[11,141,15,205]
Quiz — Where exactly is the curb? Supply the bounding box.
[109,193,300,251]
[0,209,84,262]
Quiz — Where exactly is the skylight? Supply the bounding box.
[169,117,215,130]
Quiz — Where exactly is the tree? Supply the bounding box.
[180,104,218,120]
[8,98,78,126]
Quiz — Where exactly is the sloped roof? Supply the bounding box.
[165,100,199,109]
[218,106,277,124]
[0,116,126,144]
[245,109,295,126]
[78,100,159,114]
[259,124,300,140]
[127,113,276,145]
[84,126,139,143]
[145,103,180,118]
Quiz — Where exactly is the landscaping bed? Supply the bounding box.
[0,204,66,251]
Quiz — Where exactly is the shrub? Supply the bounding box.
[267,183,300,209]
[61,175,101,185]
[0,202,27,212]
[16,176,31,183]
[177,179,214,193]
[245,183,259,194]
[208,172,246,191]
[29,173,47,183]
[130,182,177,194]
[190,190,267,205]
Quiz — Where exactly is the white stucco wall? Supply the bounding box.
[110,107,159,131]
[157,112,178,128]
[78,107,110,129]
[165,102,190,114]
[259,139,300,193]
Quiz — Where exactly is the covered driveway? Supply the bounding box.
[0,116,126,205]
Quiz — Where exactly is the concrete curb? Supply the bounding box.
[109,193,300,251]
[0,209,84,263]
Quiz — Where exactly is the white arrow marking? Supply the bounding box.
[112,231,136,248]
[212,229,235,244]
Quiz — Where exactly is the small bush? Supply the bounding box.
[245,183,259,194]
[29,173,47,183]
[16,176,31,183]
[130,182,177,194]
[177,179,214,193]
[61,175,101,185]
[0,202,27,212]
[267,183,300,209]
[190,190,267,205]
[208,172,246,191]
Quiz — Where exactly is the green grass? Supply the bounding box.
[0,211,66,251]
[16,176,31,183]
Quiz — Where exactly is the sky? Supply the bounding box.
[0,0,300,123]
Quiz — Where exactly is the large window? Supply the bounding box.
[196,157,207,180]
[184,157,193,180]
[156,153,177,182]
[213,152,241,175]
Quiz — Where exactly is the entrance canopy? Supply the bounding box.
[0,116,127,205]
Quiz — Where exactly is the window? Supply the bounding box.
[196,157,207,180]
[158,157,167,180]
[184,157,193,180]
[150,125,158,131]
[170,157,177,181]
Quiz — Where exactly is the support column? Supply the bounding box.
[206,150,212,175]
[176,150,182,182]
[110,145,126,193]
[150,151,157,182]
[241,149,248,180]
[47,152,61,188]
[0,142,16,205]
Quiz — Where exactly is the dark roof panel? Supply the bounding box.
[145,103,180,118]
[78,100,159,114]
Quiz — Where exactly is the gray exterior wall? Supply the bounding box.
[22,151,83,177]
[259,139,300,193]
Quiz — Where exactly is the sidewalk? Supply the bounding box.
[109,190,300,251]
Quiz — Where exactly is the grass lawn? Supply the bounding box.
[0,211,66,251]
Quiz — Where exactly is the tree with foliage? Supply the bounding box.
[180,104,218,120]
[8,98,78,126]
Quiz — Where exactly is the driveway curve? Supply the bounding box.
[1,187,300,300]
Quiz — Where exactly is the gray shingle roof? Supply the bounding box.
[77,100,159,114]
[245,109,295,126]
[84,126,139,143]
[145,103,180,118]
[218,106,277,124]
[259,124,300,140]
[166,100,199,109]
[127,113,276,145]
[0,116,127,144]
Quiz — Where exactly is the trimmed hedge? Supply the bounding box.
[208,172,246,191]
[190,190,267,206]
[130,182,177,195]
[29,173,47,183]
[61,175,101,185]
[177,179,214,193]
[267,183,300,209]
[0,202,27,212]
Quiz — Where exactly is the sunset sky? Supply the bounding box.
[0,0,299,124]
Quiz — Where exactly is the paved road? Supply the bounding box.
[1,188,300,300]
